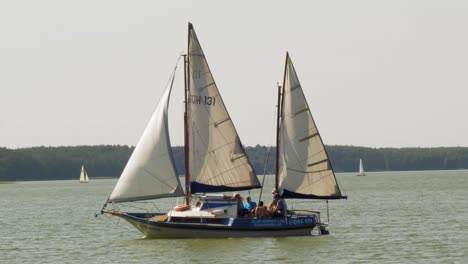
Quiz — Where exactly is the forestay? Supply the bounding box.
[109,71,184,203]
[187,24,260,193]
[278,53,344,199]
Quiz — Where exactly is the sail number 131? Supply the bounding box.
[190,95,216,106]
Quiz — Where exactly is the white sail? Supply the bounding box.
[278,53,343,199]
[357,158,366,176]
[109,71,184,203]
[187,24,260,193]
[79,165,89,183]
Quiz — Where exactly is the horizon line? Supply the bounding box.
[2,144,468,150]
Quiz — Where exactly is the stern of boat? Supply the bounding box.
[289,209,330,236]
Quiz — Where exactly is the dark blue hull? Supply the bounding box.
[112,212,322,238]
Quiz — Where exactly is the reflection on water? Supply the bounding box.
[1,170,468,263]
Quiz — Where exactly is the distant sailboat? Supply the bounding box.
[79,165,89,183]
[357,159,366,176]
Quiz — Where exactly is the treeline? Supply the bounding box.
[325,146,468,172]
[0,145,131,181]
[1,145,467,181]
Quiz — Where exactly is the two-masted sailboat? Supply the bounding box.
[101,23,346,238]
[79,165,89,183]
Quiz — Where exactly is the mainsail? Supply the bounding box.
[187,23,260,193]
[278,53,345,199]
[108,71,184,203]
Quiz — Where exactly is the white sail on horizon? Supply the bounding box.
[357,158,366,176]
[79,165,89,183]
[108,71,184,203]
[278,53,344,199]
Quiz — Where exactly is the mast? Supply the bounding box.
[275,52,289,192]
[184,23,192,205]
[274,84,281,192]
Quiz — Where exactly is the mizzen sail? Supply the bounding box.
[187,23,260,193]
[109,70,184,203]
[278,53,345,199]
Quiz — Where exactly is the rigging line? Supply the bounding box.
[259,103,279,202]
[163,54,183,89]
[258,150,271,203]
[143,167,180,190]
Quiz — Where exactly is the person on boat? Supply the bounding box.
[270,194,287,218]
[268,195,278,216]
[244,196,257,213]
[271,188,278,198]
[233,193,245,217]
[254,201,270,218]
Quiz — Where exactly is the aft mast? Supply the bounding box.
[184,23,192,205]
[274,85,280,191]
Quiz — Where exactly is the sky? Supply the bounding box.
[1,0,467,149]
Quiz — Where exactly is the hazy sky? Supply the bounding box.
[1,0,467,149]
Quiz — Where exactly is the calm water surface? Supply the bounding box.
[1,171,467,263]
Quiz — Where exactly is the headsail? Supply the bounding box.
[109,70,184,203]
[278,53,345,199]
[187,23,260,193]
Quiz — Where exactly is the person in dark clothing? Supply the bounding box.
[270,194,287,217]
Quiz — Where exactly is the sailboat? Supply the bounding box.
[357,158,366,176]
[79,165,89,183]
[101,23,345,238]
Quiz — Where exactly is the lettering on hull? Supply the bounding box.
[250,217,315,228]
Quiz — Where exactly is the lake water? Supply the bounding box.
[1,170,467,263]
